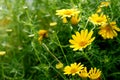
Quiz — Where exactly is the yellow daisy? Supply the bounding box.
[100,1,110,7]
[98,22,120,39]
[89,13,107,25]
[38,30,48,41]
[79,67,88,79]
[63,62,84,76]
[69,29,95,51]
[88,67,101,80]
[70,14,80,25]
[56,9,80,18]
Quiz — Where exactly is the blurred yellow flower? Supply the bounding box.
[56,9,80,18]
[69,29,95,51]
[70,14,80,25]
[56,9,80,23]
[79,67,88,78]
[50,22,57,26]
[100,1,110,7]
[63,62,84,76]
[88,67,101,80]
[0,51,6,56]
[89,13,107,25]
[38,30,48,41]
[56,62,63,69]
[98,22,120,39]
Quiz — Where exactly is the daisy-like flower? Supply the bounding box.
[0,51,6,56]
[38,30,48,41]
[79,67,88,79]
[88,67,101,80]
[100,1,110,7]
[98,21,120,39]
[56,9,80,23]
[70,14,80,25]
[89,13,107,25]
[56,62,64,69]
[69,29,95,51]
[63,62,84,76]
[56,9,80,18]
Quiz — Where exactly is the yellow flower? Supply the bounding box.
[50,22,57,26]
[70,14,80,25]
[88,67,101,80]
[79,67,88,78]
[38,30,48,41]
[63,62,84,76]
[100,1,110,7]
[56,62,63,69]
[0,51,6,56]
[69,29,95,51]
[56,9,80,18]
[98,22,120,39]
[89,13,107,25]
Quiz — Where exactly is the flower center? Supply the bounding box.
[96,18,103,23]
[64,11,72,15]
[71,68,78,73]
[79,41,87,47]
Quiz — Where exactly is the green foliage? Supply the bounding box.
[0,0,120,80]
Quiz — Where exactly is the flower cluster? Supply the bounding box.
[56,8,80,25]
[88,1,120,39]
[63,62,101,80]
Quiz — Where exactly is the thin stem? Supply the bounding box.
[31,42,41,63]
[82,51,94,67]
[55,33,68,64]
[84,19,89,29]
[40,52,67,80]
[42,43,61,63]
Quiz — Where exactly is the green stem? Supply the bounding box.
[42,43,61,63]
[82,51,94,67]
[84,19,89,29]
[40,52,67,80]
[55,33,68,64]
[31,42,41,63]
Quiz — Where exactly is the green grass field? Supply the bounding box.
[0,0,120,80]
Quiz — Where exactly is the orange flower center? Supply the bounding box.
[71,68,78,73]
[104,26,111,31]
[64,11,72,15]
[79,41,87,47]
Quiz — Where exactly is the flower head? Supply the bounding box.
[88,67,101,80]
[89,13,107,25]
[79,67,88,78]
[56,9,80,18]
[0,51,6,56]
[63,62,84,76]
[69,29,95,51]
[70,14,80,25]
[38,30,48,41]
[98,22,120,39]
[100,1,110,7]
[56,62,64,69]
